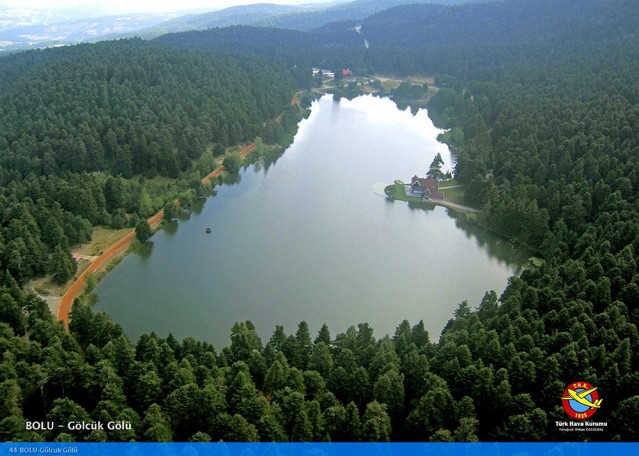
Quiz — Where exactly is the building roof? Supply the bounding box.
[411,175,439,190]
[411,175,444,199]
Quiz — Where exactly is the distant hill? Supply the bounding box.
[139,0,476,36]
[140,3,305,37]
[0,11,178,54]
[358,0,639,47]
[154,0,639,80]
[349,0,639,76]
[3,0,639,445]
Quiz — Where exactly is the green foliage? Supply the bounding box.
[264,360,289,394]
[50,246,77,285]
[288,321,313,370]
[162,201,180,222]
[426,153,445,180]
[0,38,295,286]
[223,153,243,175]
[1,279,639,442]
[291,409,313,442]
[612,396,639,440]
[230,321,263,362]
[2,0,639,444]
[135,220,153,243]
[228,414,259,442]
[361,401,392,442]
[373,368,405,415]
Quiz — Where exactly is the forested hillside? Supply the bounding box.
[154,25,363,80]
[0,39,295,286]
[358,0,639,75]
[1,0,639,443]
[138,0,477,37]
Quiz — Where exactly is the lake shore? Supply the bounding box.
[54,143,257,327]
[90,94,528,347]
[384,183,480,214]
[54,93,302,327]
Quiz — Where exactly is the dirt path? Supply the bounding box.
[239,143,256,159]
[58,142,258,327]
[430,198,481,213]
[201,143,255,185]
[57,210,164,326]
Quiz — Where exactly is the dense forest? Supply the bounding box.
[139,0,478,36]
[0,39,295,286]
[1,0,639,442]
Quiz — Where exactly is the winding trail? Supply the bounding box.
[57,142,257,327]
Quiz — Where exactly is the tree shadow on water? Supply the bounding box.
[136,241,154,259]
[163,220,178,236]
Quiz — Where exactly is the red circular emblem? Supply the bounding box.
[561,381,601,420]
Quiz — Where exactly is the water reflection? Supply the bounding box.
[94,95,528,347]
[222,173,242,186]
[164,220,178,236]
[191,198,205,215]
[249,146,288,175]
[407,201,437,212]
[136,241,154,259]
[448,211,531,271]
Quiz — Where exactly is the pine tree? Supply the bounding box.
[343,401,361,441]
[361,401,392,441]
[426,153,445,180]
[314,324,332,346]
[291,409,313,442]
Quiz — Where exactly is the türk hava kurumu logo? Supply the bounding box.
[561,381,602,420]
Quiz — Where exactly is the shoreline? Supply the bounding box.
[384,183,480,214]
[56,142,257,328]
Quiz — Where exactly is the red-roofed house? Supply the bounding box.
[342,68,352,77]
[410,175,444,200]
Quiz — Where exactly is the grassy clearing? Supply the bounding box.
[385,184,424,203]
[28,275,64,296]
[408,76,435,85]
[438,179,459,188]
[387,182,470,208]
[75,226,132,257]
[27,256,93,298]
[442,186,466,205]
[380,79,401,91]
[375,74,434,86]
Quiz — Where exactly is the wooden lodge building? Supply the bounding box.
[410,175,444,200]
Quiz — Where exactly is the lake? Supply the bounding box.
[93,94,529,348]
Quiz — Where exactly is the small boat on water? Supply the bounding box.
[205,227,211,234]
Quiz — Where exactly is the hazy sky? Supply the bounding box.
[0,0,338,14]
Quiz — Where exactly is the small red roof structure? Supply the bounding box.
[410,175,444,200]
[342,68,352,77]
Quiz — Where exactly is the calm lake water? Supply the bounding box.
[93,95,529,348]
